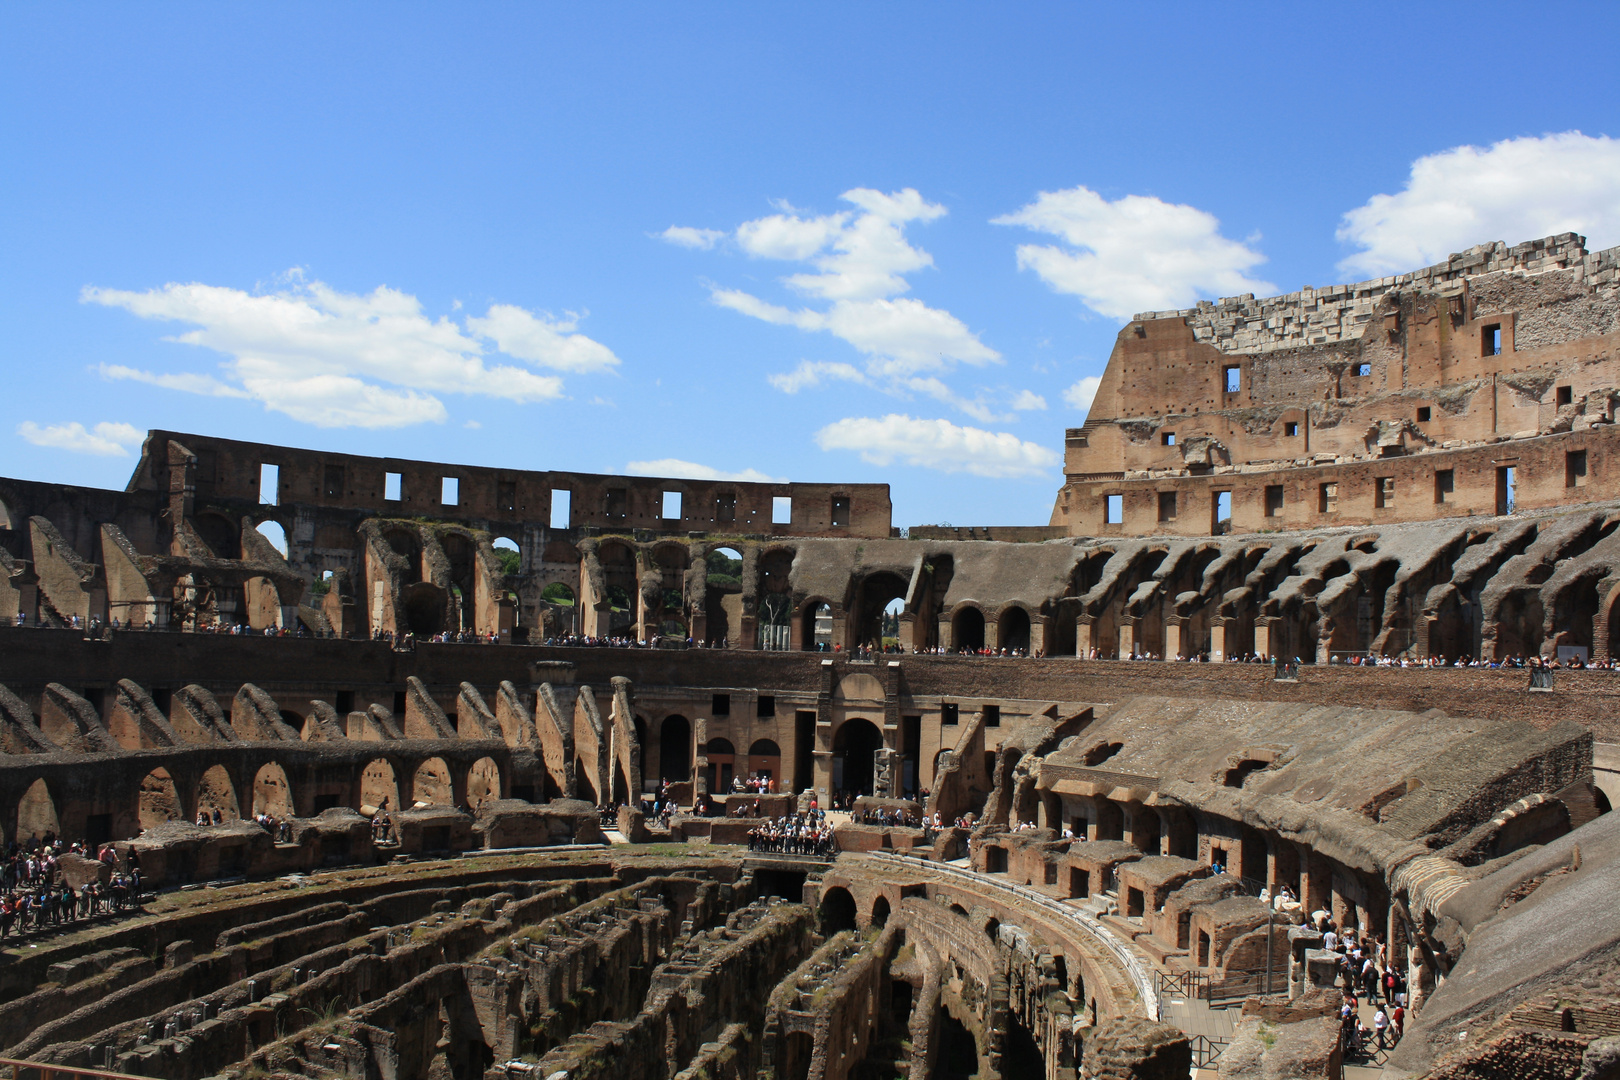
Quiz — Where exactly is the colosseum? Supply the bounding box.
[1,233,1618,1080]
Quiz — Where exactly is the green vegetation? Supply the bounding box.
[541,582,575,606]
[495,548,521,577]
[706,548,742,589]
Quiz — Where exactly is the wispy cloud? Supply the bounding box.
[655,225,726,250]
[84,276,620,428]
[1063,375,1102,413]
[814,414,1058,478]
[18,420,144,456]
[625,458,787,483]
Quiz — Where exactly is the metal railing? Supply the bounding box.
[1189,1034,1230,1068]
[1,1058,152,1080]
[1153,968,1210,999]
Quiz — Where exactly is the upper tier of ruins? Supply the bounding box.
[1052,233,1620,537]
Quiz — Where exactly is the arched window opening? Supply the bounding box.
[252,762,294,819]
[706,546,745,647]
[17,778,60,844]
[255,520,288,557]
[360,758,400,816]
[871,895,891,927]
[998,606,1032,654]
[412,757,453,806]
[198,765,238,822]
[492,536,521,577]
[468,756,501,805]
[819,886,857,934]
[138,768,183,831]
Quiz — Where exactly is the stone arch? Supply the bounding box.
[748,738,782,787]
[251,762,294,818]
[17,778,60,844]
[468,755,502,805]
[704,545,745,647]
[255,520,288,556]
[871,894,891,927]
[402,581,447,637]
[383,528,422,583]
[197,764,240,822]
[440,531,479,631]
[1494,589,1545,659]
[819,886,857,933]
[138,767,183,830]
[952,604,986,651]
[411,756,453,805]
[997,604,1032,653]
[360,758,400,814]
[849,571,909,650]
[799,597,834,651]
[832,717,883,797]
[660,714,692,781]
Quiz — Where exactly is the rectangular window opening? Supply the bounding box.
[1213,490,1232,534]
[1223,366,1241,393]
[323,464,344,498]
[1416,407,1431,423]
[1319,482,1338,513]
[830,495,850,527]
[1105,494,1123,525]
[711,693,730,717]
[716,493,737,523]
[1264,485,1284,518]
[1483,324,1502,356]
[385,472,402,501]
[1435,469,1454,504]
[1497,466,1516,515]
[983,704,1000,728]
[772,496,792,525]
[441,477,459,506]
[1375,476,1395,510]
[1567,450,1588,488]
[259,463,279,506]
[1161,432,1176,446]
[1284,422,1299,437]
[1356,363,1372,377]
[1158,491,1177,522]
[1557,385,1573,408]
[941,703,959,726]
[756,695,775,718]
[662,490,682,520]
[549,489,571,529]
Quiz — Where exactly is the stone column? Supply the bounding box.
[898,614,916,653]
[1118,616,1138,659]
[1076,615,1094,658]
[1208,617,1231,662]
[1165,617,1186,660]
[1254,616,1279,660]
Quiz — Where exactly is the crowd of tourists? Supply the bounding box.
[746,814,838,857]
[0,835,144,939]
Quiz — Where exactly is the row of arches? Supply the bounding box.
[10,755,505,847]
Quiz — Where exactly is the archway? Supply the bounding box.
[403,582,447,637]
[749,738,782,789]
[412,757,453,805]
[197,765,239,822]
[706,547,744,647]
[998,606,1031,654]
[833,717,883,798]
[819,886,857,933]
[138,768,183,830]
[802,601,832,651]
[952,607,985,652]
[850,572,908,650]
[541,582,577,639]
[492,536,521,578]
[660,715,692,781]
[468,756,502,805]
[706,737,736,794]
[17,778,60,844]
[882,597,905,652]
[871,894,891,927]
[252,762,294,819]
[383,529,422,582]
[360,758,400,815]
[255,520,288,556]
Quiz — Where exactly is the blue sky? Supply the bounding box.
[5,3,1620,528]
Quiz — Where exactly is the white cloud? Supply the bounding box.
[676,188,1000,416]
[1336,132,1620,278]
[1064,375,1102,412]
[656,225,726,250]
[767,360,868,393]
[625,458,787,483]
[83,276,618,428]
[96,363,251,398]
[1010,389,1047,411]
[18,420,144,456]
[814,414,1058,478]
[995,186,1274,320]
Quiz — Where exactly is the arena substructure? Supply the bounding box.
[0,646,1614,1080]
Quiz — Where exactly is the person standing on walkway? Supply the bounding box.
[1373,1006,1390,1050]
